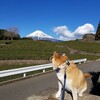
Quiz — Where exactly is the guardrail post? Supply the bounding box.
[79,62,81,64]
[23,73,26,77]
[43,69,45,73]
[84,58,87,63]
[84,60,86,63]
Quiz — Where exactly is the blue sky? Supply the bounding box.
[0,0,100,40]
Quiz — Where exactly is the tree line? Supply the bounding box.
[0,27,20,40]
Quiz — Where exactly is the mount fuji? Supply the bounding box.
[26,30,61,42]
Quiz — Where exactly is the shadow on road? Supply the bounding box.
[89,72,100,96]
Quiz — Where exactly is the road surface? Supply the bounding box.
[0,61,100,100]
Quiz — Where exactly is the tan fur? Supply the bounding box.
[52,51,88,100]
[66,63,87,89]
[84,73,92,78]
[52,51,68,67]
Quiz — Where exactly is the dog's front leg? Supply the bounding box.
[55,81,62,98]
[72,88,77,100]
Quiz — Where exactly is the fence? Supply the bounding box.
[0,58,87,78]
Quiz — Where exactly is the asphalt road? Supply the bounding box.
[0,61,100,100]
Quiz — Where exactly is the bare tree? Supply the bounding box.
[7,27,19,34]
[6,27,20,40]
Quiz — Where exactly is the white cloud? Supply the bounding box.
[53,23,95,41]
[74,23,95,38]
[53,26,74,38]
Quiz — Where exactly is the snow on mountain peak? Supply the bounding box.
[26,30,53,39]
[26,30,61,42]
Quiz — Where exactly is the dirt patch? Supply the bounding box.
[26,92,100,100]
[0,60,50,65]
[26,95,47,100]
[67,46,100,57]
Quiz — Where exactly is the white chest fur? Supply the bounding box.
[57,72,72,92]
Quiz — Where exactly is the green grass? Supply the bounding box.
[0,40,99,71]
[0,40,100,61]
[68,54,100,60]
[0,40,100,83]
[0,74,23,83]
[0,40,69,60]
[66,41,100,53]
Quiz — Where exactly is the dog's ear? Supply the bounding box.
[61,53,68,61]
[62,53,66,56]
[53,51,57,56]
[53,51,59,58]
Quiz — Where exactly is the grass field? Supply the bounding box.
[0,40,100,82]
[0,40,99,60]
[66,41,100,53]
[0,40,100,69]
[0,40,69,60]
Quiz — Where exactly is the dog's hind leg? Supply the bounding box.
[78,87,87,97]
[78,82,87,97]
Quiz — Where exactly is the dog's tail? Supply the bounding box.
[84,72,100,79]
[84,73,92,78]
[84,72,100,87]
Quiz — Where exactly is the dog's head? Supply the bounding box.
[52,51,68,70]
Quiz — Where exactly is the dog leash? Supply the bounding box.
[61,61,70,100]
[61,67,67,100]
[55,61,70,100]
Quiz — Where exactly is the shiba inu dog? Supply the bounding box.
[52,52,91,100]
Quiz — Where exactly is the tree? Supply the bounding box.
[95,21,100,40]
[6,27,20,40]
[7,27,19,34]
[0,27,21,40]
[0,29,10,40]
[0,29,5,39]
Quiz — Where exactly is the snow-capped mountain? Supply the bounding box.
[26,30,61,42]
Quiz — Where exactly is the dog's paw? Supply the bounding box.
[78,93,83,97]
[55,92,61,98]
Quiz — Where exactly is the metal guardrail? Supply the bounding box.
[0,58,87,78]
